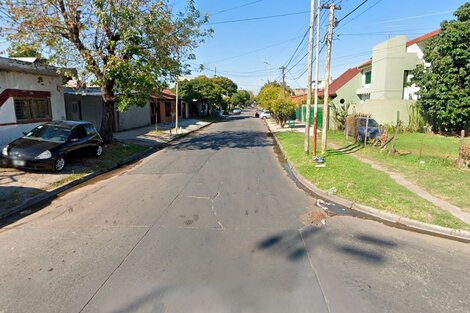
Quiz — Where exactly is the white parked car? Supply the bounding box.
[232,108,242,115]
[259,110,271,119]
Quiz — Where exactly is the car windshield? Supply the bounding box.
[25,125,71,143]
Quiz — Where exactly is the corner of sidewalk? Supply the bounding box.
[0,121,213,221]
[263,119,470,243]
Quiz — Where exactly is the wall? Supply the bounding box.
[332,73,362,107]
[370,36,420,100]
[0,70,65,148]
[117,102,151,131]
[350,99,415,125]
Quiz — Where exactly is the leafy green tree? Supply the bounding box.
[230,90,250,107]
[212,76,238,97]
[258,83,295,127]
[179,75,237,111]
[8,41,43,59]
[411,3,470,133]
[1,0,210,143]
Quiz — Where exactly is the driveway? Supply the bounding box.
[0,112,469,313]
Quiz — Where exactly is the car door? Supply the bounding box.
[68,125,89,154]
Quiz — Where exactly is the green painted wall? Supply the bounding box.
[370,36,420,100]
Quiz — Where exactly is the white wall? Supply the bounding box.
[0,70,65,148]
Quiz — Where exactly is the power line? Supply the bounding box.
[208,10,310,25]
[335,0,383,31]
[210,0,264,17]
[284,28,310,68]
[337,0,369,24]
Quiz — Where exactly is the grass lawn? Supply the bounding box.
[327,131,470,213]
[275,131,469,230]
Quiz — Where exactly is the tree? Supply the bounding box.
[212,76,238,97]
[1,0,210,143]
[258,82,295,127]
[230,90,250,107]
[179,75,236,111]
[411,3,470,133]
[8,41,43,59]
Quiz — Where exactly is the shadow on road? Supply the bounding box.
[170,130,273,151]
[257,225,398,264]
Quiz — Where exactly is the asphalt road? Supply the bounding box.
[0,112,469,313]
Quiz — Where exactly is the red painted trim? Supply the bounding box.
[0,122,18,126]
[0,89,51,108]
[406,29,440,47]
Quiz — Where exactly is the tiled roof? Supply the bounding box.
[357,59,372,69]
[406,29,440,47]
[318,67,360,97]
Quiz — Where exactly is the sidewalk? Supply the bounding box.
[266,119,470,225]
[1,119,212,219]
[114,118,211,146]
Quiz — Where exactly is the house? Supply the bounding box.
[330,29,439,125]
[0,57,67,148]
[64,87,187,132]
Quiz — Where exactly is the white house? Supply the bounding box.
[0,57,66,148]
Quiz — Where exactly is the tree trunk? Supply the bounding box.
[100,82,116,144]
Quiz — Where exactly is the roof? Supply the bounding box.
[318,67,360,97]
[45,120,91,129]
[357,59,372,69]
[0,56,61,76]
[406,29,440,47]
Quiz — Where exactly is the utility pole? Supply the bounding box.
[214,67,217,77]
[175,78,179,132]
[264,61,271,82]
[321,3,341,155]
[312,0,321,157]
[280,66,287,99]
[304,0,316,155]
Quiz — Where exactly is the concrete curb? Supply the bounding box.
[0,122,213,221]
[264,119,470,242]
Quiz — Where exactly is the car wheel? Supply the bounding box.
[54,156,66,172]
[262,116,266,120]
[96,145,103,157]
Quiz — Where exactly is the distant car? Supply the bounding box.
[1,121,103,172]
[356,117,381,141]
[259,110,272,119]
[232,108,242,115]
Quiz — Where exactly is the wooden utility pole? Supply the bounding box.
[458,129,466,167]
[175,78,179,132]
[312,0,321,157]
[389,111,400,155]
[321,3,341,155]
[280,66,287,99]
[304,0,316,155]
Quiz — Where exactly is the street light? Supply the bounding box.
[264,61,272,82]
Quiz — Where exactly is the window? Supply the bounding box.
[165,101,172,117]
[71,126,88,140]
[85,124,98,136]
[365,71,372,85]
[14,98,51,122]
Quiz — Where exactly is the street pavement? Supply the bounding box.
[0,112,469,313]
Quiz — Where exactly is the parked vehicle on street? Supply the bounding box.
[356,117,381,141]
[1,121,103,172]
[259,110,272,119]
[232,108,242,115]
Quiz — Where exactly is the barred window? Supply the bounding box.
[14,98,52,122]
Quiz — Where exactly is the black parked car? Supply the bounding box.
[1,121,103,172]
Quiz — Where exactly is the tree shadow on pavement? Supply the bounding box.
[169,130,273,151]
[256,225,399,265]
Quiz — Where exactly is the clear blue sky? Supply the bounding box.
[186,0,468,93]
